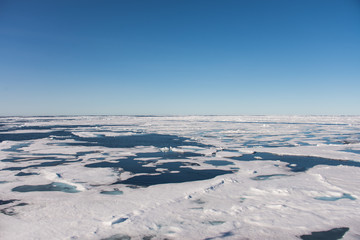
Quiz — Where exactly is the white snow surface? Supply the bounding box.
[0,115,360,239]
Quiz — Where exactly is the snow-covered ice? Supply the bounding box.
[0,115,360,239]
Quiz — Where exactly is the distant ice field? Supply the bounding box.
[0,115,360,239]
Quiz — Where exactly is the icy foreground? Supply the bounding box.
[0,115,360,240]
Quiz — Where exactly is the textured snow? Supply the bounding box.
[0,116,360,239]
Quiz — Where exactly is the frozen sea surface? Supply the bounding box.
[1,115,360,239]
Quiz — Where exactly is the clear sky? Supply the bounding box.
[1,0,359,116]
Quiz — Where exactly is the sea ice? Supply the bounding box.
[1,115,360,239]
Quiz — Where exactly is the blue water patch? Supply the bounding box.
[315,193,356,201]
[193,199,206,204]
[12,182,80,193]
[101,234,131,240]
[1,157,82,171]
[321,136,345,145]
[112,217,128,225]
[251,174,289,181]
[86,149,204,173]
[0,124,135,133]
[341,149,360,155]
[242,140,295,148]
[118,169,232,187]
[86,158,158,174]
[1,156,48,163]
[75,151,102,157]
[114,162,233,187]
[100,189,123,195]
[230,152,360,172]
[84,148,232,186]
[69,133,210,148]
[3,143,30,152]
[204,160,234,166]
[282,137,294,141]
[295,141,312,146]
[0,130,73,142]
[300,227,349,240]
[0,199,18,205]
[204,231,234,240]
[321,134,360,145]
[15,172,39,176]
[136,150,203,159]
[342,139,360,144]
[4,161,68,171]
[206,220,225,225]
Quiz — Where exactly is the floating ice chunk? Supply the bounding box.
[159,147,170,152]
[215,150,243,158]
[169,147,184,153]
[159,146,184,153]
[155,168,169,173]
[71,132,99,138]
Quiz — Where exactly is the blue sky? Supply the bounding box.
[1,0,359,115]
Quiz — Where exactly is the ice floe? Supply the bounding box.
[1,115,360,239]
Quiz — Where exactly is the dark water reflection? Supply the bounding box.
[117,166,233,187]
[300,227,349,240]
[69,133,209,148]
[230,152,360,172]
